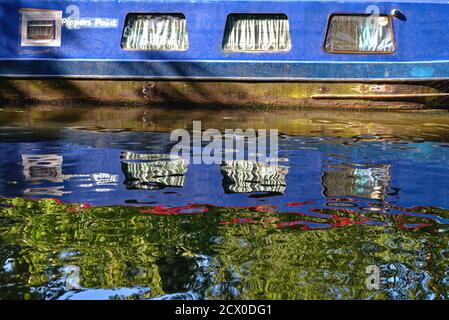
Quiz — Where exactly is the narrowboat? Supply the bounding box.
[1,0,449,109]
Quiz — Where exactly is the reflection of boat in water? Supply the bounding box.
[21,153,119,196]
[24,186,65,197]
[221,160,288,194]
[121,152,188,190]
[22,154,65,196]
[22,154,63,183]
[322,165,391,200]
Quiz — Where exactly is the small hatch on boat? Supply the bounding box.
[20,9,62,47]
[222,14,291,52]
[27,20,56,40]
[121,14,188,51]
[324,14,395,53]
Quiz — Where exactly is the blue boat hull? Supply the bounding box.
[1,0,449,81]
[2,0,449,109]
[1,60,449,81]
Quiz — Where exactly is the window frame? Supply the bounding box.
[120,13,189,52]
[222,13,292,53]
[20,8,62,47]
[323,13,396,54]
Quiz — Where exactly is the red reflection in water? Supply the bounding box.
[49,198,63,204]
[67,203,92,213]
[2,196,443,232]
[331,215,369,227]
[285,200,316,207]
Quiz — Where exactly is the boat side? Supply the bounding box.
[1,0,449,81]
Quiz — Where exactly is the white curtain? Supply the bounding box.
[325,15,394,52]
[223,14,291,52]
[122,14,188,51]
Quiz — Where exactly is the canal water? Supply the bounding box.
[1,106,449,300]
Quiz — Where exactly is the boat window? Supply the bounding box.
[324,14,395,53]
[222,14,291,52]
[20,9,62,47]
[121,14,188,51]
[27,20,56,41]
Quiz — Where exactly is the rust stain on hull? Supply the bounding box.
[1,79,449,110]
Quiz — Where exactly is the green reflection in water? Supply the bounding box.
[1,198,449,300]
[2,106,449,142]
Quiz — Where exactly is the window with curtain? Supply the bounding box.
[222,14,291,52]
[325,15,394,53]
[121,14,188,51]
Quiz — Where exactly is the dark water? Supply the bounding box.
[1,107,449,300]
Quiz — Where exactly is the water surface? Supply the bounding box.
[1,106,449,300]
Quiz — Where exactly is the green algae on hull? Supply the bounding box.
[2,79,449,109]
[1,197,449,300]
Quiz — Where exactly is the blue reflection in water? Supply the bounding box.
[1,127,449,211]
[1,126,449,300]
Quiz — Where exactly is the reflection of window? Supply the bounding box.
[22,154,63,183]
[324,14,394,53]
[24,186,64,197]
[322,164,391,200]
[22,154,64,196]
[221,160,288,194]
[121,152,188,190]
